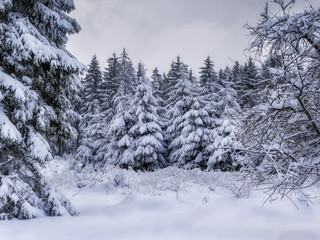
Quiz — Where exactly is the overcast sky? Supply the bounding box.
[66,0,317,76]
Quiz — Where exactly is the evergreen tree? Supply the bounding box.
[188,69,197,84]
[130,65,166,170]
[119,49,137,96]
[0,0,83,219]
[199,56,218,89]
[261,55,284,88]
[231,60,242,91]
[136,62,144,80]
[106,81,135,169]
[197,57,242,170]
[170,93,213,169]
[206,78,241,171]
[219,66,233,87]
[166,57,194,166]
[151,67,164,104]
[151,67,166,126]
[102,53,121,123]
[160,72,170,108]
[166,57,191,110]
[218,68,226,80]
[96,51,137,167]
[198,56,221,119]
[239,57,261,108]
[76,55,105,166]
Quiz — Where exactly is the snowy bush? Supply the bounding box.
[243,0,320,196]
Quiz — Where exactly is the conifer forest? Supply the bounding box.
[1,0,320,239]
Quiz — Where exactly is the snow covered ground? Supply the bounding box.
[1,158,320,240]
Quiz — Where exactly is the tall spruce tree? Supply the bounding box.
[170,93,213,169]
[119,49,137,96]
[151,67,164,106]
[106,81,135,169]
[102,53,121,123]
[151,67,167,127]
[206,77,241,171]
[130,64,166,170]
[199,56,222,119]
[0,0,83,219]
[230,61,243,105]
[240,57,261,108]
[197,57,242,170]
[76,55,105,166]
[199,57,218,89]
[166,57,194,166]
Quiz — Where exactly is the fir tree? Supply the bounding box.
[230,61,243,103]
[119,49,137,96]
[170,93,213,169]
[218,68,226,80]
[130,65,166,170]
[206,78,241,171]
[166,57,194,166]
[76,55,105,166]
[188,69,197,84]
[151,67,166,126]
[197,57,241,170]
[151,67,163,104]
[0,0,83,219]
[102,53,122,123]
[106,81,135,169]
[239,57,261,108]
[198,56,221,119]
[199,56,218,89]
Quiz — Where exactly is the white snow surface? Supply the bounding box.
[1,157,320,240]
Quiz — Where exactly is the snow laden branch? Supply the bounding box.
[242,0,320,197]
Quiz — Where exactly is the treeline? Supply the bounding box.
[74,50,267,171]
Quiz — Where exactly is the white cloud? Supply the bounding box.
[67,0,319,74]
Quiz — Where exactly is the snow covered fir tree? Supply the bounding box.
[2,0,320,225]
[0,0,84,219]
[129,63,166,170]
[76,55,105,166]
